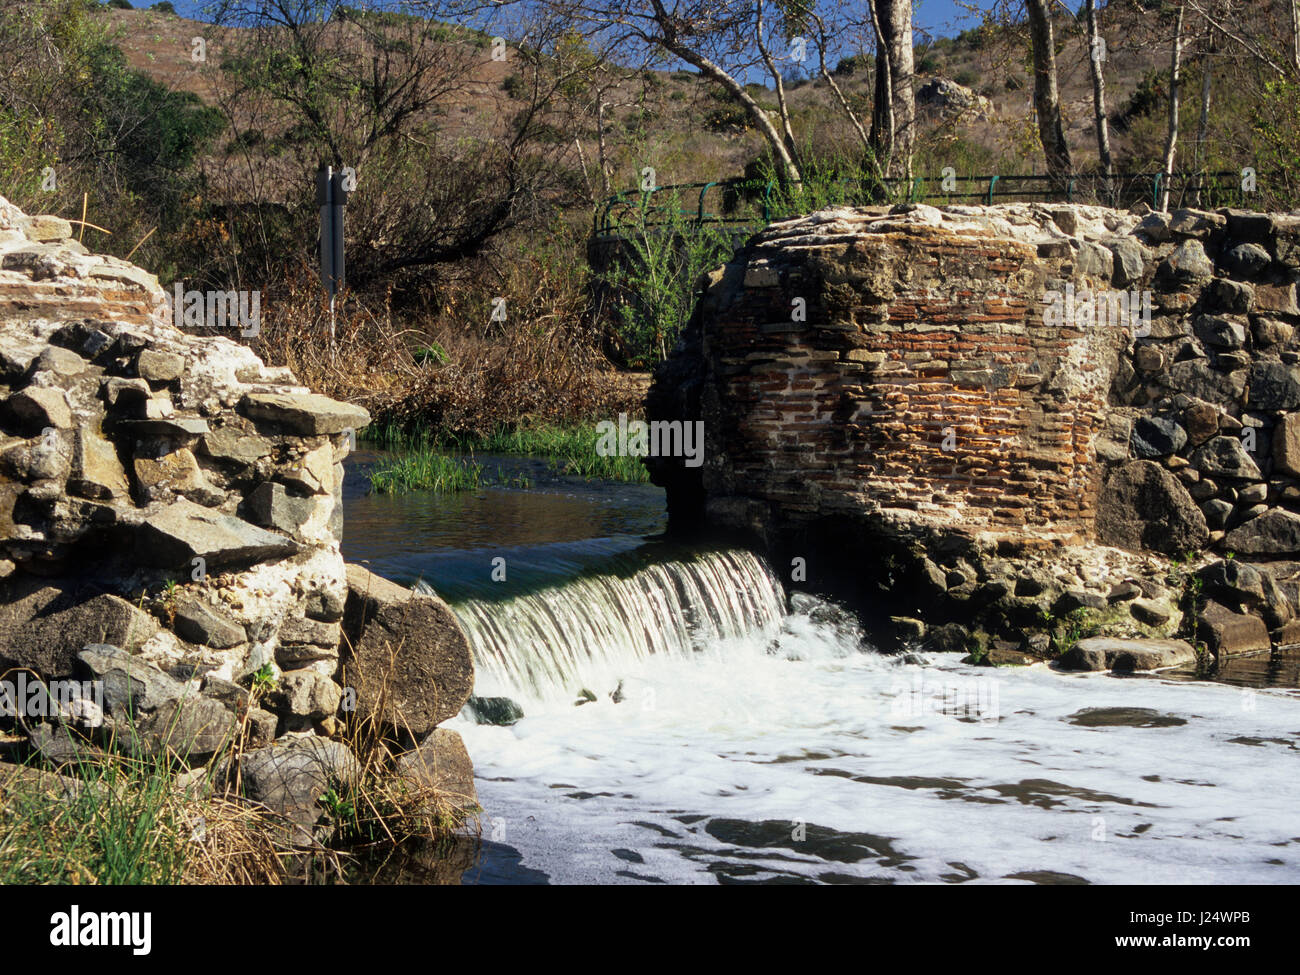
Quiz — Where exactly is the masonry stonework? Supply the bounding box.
[649,202,1300,656]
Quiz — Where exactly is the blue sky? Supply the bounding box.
[142,0,999,41]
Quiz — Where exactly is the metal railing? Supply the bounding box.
[592,170,1274,236]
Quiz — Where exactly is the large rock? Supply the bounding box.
[1189,436,1262,480]
[1273,413,1300,478]
[1249,360,1300,410]
[1096,461,1209,555]
[1158,239,1213,285]
[1131,416,1186,458]
[69,428,129,500]
[397,727,478,813]
[341,564,474,735]
[0,582,158,677]
[1058,637,1195,673]
[171,595,247,650]
[915,77,993,120]
[135,694,239,762]
[1197,600,1271,656]
[136,497,299,569]
[1223,509,1300,555]
[236,735,360,827]
[239,392,369,436]
[76,643,185,720]
[271,669,342,721]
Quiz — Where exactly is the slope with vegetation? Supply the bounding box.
[1,0,1298,449]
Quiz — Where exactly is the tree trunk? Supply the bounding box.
[1193,26,1214,207]
[869,0,914,179]
[756,0,801,172]
[648,0,802,185]
[596,99,612,196]
[1292,0,1300,75]
[1161,2,1186,213]
[868,2,895,175]
[1085,0,1113,202]
[1026,0,1072,190]
[816,16,878,182]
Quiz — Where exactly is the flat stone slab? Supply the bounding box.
[1059,637,1196,673]
[137,497,298,568]
[240,392,369,436]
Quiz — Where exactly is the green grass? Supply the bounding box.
[0,752,190,884]
[369,450,485,494]
[364,421,652,488]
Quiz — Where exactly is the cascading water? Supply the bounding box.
[420,548,789,705]
[344,454,1300,884]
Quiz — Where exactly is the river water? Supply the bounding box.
[343,451,1300,885]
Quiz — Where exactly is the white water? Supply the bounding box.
[447,551,1300,885]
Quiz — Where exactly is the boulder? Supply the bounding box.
[1249,360,1300,410]
[75,643,185,720]
[200,424,274,466]
[236,735,360,827]
[69,428,129,500]
[243,481,315,534]
[134,694,239,762]
[1224,509,1300,555]
[133,448,222,505]
[1128,598,1172,627]
[26,722,105,769]
[1222,242,1271,278]
[466,695,525,726]
[1108,237,1147,288]
[8,386,72,430]
[271,669,342,721]
[1096,461,1208,555]
[136,349,184,382]
[1058,637,1194,673]
[136,497,299,569]
[172,595,247,650]
[915,77,993,120]
[1158,239,1213,285]
[1196,600,1271,656]
[1131,416,1187,458]
[239,392,369,437]
[0,582,158,677]
[1189,436,1262,480]
[397,727,478,812]
[1194,314,1247,349]
[341,564,474,735]
[1273,413,1300,478]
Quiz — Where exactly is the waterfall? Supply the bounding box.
[420,548,787,705]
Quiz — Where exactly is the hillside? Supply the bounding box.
[3,0,1298,436]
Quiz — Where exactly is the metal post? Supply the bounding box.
[316,163,349,349]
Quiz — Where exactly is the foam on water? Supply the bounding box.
[447,552,1300,885]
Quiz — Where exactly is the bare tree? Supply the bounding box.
[1192,14,1216,206]
[637,0,803,183]
[1025,0,1071,188]
[808,6,879,176]
[1084,0,1113,200]
[755,0,801,172]
[869,0,915,178]
[1160,1,1187,212]
[1293,0,1300,75]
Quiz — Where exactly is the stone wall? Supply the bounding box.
[0,194,475,826]
[648,201,1300,656]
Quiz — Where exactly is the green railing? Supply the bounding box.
[592,169,1273,236]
